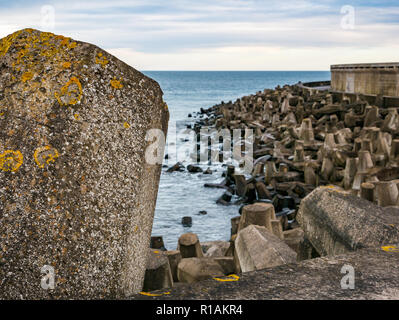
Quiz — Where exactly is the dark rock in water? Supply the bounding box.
[182,216,193,227]
[217,191,232,205]
[0,29,169,299]
[164,154,169,159]
[204,181,231,190]
[203,167,213,174]
[198,210,207,215]
[151,236,167,251]
[187,164,203,173]
[167,162,185,172]
[188,113,192,117]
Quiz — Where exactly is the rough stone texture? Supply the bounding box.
[331,63,399,96]
[0,29,169,299]
[164,250,182,282]
[283,228,305,258]
[132,245,399,300]
[234,225,297,273]
[177,258,225,284]
[201,241,230,257]
[296,186,399,257]
[142,249,173,292]
[214,257,235,275]
[237,202,275,233]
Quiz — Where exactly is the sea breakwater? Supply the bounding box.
[145,81,399,293]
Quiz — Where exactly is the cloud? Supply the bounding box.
[0,0,398,70]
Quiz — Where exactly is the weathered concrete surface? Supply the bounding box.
[142,249,173,292]
[178,233,204,258]
[177,258,225,284]
[234,225,297,272]
[297,186,399,256]
[201,241,230,257]
[331,63,399,96]
[0,29,169,298]
[132,245,399,300]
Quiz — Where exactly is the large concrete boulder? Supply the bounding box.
[0,29,169,298]
[234,225,297,273]
[296,186,399,256]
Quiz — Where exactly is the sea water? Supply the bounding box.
[142,71,330,249]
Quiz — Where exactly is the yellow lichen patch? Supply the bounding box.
[55,76,83,106]
[69,42,77,49]
[110,78,123,89]
[0,30,23,58]
[21,71,34,83]
[123,121,130,129]
[164,103,168,110]
[95,52,109,67]
[74,113,80,120]
[381,245,399,253]
[34,146,59,169]
[0,150,23,172]
[213,274,240,282]
[59,36,70,47]
[62,61,71,69]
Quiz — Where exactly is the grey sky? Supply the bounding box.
[0,0,398,70]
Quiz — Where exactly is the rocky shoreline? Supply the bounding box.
[144,82,399,293]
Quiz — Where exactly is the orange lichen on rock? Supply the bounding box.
[21,71,34,83]
[110,78,123,89]
[62,61,71,69]
[95,52,109,67]
[55,76,83,106]
[0,150,23,172]
[0,30,22,58]
[34,146,59,169]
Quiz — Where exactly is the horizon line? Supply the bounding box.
[140,70,331,72]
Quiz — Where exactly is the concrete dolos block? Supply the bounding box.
[296,186,399,257]
[234,225,297,273]
[142,249,173,292]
